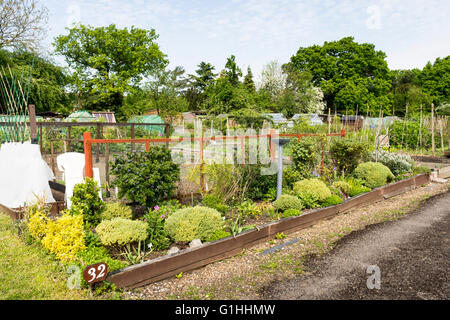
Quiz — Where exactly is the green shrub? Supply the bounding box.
[142,209,171,251]
[164,206,224,243]
[273,194,303,212]
[202,194,229,214]
[346,178,372,197]
[369,150,413,175]
[240,164,277,201]
[110,146,180,208]
[282,166,304,189]
[77,246,128,273]
[353,162,395,189]
[70,178,104,228]
[96,218,148,247]
[297,193,320,209]
[332,181,351,196]
[330,138,369,174]
[321,194,343,207]
[101,202,133,221]
[412,165,431,175]
[289,137,320,176]
[206,230,232,242]
[282,208,302,218]
[237,200,262,219]
[293,178,331,203]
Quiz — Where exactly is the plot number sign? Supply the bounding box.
[83,262,108,284]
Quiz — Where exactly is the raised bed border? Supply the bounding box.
[107,173,431,289]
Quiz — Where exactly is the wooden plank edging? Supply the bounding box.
[107,174,430,289]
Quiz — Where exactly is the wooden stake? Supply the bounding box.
[439,117,444,155]
[431,103,435,156]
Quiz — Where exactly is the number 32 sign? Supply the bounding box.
[83,262,108,284]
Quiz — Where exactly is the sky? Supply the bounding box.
[43,0,450,83]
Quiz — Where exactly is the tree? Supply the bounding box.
[53,24,168,118]
[146,66,189,124]
[276,64,325,118]
[259,60,286,97]
[0,49,73,114]
[417,56,450,106]
[0,0,48,50]
[185,61,217,110]
[243,66,256,93]
[224,55,242,86]
[287,37,392,115]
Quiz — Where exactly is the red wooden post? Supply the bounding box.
[270,129,276,161]
[83,131,93,178]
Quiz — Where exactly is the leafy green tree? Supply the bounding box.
[417,56,450,106]
[243,66,256,93]
[224,55,242,86]
[185,61,217,110]
[287,36,392,115]
[146,66,189,124]
[277,64,325,118]
[0,49,73,114]
[53,24,168,118]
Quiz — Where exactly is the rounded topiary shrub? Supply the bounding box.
[353,162,395,189]
[293,178,331,202]
[101,202,133,221]
[164,206,224,243]
[96,217,148,247]
[273,194,303,212]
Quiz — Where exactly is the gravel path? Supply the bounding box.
[261,190,450,300]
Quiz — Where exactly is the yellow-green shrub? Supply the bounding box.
[164,206,224,242]
[41,212,86,262]
[354,162,395,189]
[273,194,303,212]
[293,178,331,202]
[28,209,48,240]
[100,202,133,221]
[96,217,148,247]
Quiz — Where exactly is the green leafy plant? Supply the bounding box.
[206,230,232,242]
[70,178,105,228]
[293,178,331,208]
[101,202,133,221]
[110,146,180,208]
[273,194,303,212]
[201,194,229,214]
[320,194,343,207]
[275,232,287,240]
[412,165,431,175]
[282,208,302,218]
[332,181,351,196]
[346,178,372,197]
[164,206,224,242]
[353,162,395,189]
[142,208,171,251]
[329,138,369,174]
[289,137,320,176]
[237,200,262,219]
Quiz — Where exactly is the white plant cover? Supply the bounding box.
[0,142,55,208]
